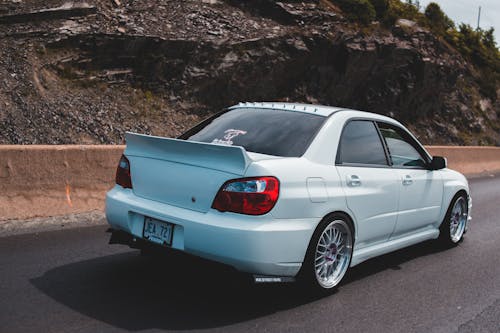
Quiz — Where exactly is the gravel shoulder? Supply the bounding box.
[0,210,106,237]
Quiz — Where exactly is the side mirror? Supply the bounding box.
[429,156,447,170]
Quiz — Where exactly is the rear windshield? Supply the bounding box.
[179,108,326,157]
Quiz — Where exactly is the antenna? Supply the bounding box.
[477,6,481,30]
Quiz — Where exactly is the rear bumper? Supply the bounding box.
[105,186,317,277]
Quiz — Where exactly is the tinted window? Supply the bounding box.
[338,120,388,165]
[180,108,326,157]
[377,123,427,168]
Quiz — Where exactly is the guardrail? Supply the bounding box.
[1,145,499,220]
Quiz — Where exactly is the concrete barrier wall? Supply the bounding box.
[0,145,124,220]
[0,145,124,191]
[426,146,500,176]
[1,145,499,220]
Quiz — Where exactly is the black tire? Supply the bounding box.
[298,213,354,293]
[438,192,468,247]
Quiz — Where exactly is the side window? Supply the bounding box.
[377,122,427,168]
[338,120,388,166]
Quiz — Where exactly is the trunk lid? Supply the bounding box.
[125,132,252,213]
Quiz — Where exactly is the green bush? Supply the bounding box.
[367,0,422,26]
[452,24,499,68]
[424,2,454,35]
[449,24,500,100]
[385,0,422,25]
[333,0,376,25]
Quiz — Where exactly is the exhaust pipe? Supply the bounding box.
[107,228,143,249]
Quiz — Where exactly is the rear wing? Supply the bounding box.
[124,132,251,176]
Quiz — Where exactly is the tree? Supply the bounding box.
[482,28,497,50]
[424,2,454,34]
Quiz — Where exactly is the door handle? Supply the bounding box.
[347,175,361,187]
[402,175,413,186]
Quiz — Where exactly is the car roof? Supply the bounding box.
[228,102,400,125]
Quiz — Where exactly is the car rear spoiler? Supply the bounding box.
[124,132,251,176]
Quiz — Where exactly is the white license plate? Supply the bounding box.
[143,217,173,246]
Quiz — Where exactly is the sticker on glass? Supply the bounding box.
[212,129,247,145]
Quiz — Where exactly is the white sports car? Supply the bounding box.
[106,102,471,291]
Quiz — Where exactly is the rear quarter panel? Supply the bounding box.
[244,158,349,231]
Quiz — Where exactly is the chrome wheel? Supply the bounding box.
[314,220,352,289]
[450,197,467,243]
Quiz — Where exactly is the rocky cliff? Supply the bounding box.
[0,0,498,145]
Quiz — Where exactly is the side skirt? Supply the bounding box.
[350,228,440,267]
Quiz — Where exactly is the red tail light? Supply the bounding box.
[116,154,132,189]
[212,176,279,215]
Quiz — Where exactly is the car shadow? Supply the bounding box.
[30,239,450,331]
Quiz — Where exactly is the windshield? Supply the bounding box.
[179,108,326,157]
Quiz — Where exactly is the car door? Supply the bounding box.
[336,120,400,249]
[377,122,443,238]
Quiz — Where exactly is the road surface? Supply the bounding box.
[1,175,499,332]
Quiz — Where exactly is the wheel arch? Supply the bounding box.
[454,189,468,199]
[438,171,470,227]
[306,210,357,257]
[320,211,356,240]
[438,186,469,227]
[443,189,469,221]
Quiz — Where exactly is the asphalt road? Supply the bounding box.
[1,175,499,333]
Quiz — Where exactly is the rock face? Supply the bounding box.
[0,0,498,145]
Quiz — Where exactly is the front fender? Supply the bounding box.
[437,169,470,227]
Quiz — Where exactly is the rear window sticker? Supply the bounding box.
[212,129,247,145]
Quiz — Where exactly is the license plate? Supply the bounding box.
[143,217,173,246]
